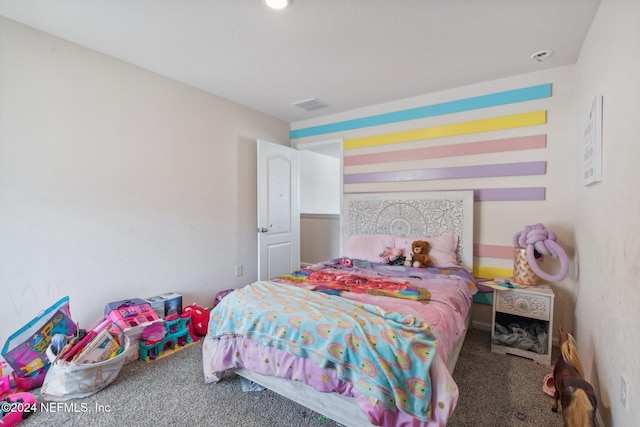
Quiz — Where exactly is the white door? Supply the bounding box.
[257,140,299,280]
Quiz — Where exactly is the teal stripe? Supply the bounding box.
[290,83,552,139]
[473,291,494,305]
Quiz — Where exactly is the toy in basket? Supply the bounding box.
[40,321,129,401]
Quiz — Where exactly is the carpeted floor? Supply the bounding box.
[448,328,560,426]
[20,328,562,426]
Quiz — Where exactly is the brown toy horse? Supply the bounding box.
[552,327,597,427]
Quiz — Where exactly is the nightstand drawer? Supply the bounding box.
[494,290,551,321]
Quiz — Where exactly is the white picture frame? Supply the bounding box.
[582,96,603,186]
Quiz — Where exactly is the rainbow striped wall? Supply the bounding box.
[343,111,546,149]
[340,106,548,201]
[292,83,554,279]
[290,84,551,139]
[292,83,552,202]
[344,134,546,166]
[473,245,515,279]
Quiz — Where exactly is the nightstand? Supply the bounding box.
[490,284,555,365]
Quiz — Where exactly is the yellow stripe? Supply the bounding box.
[344,111,546,150]
[473,265,513,279]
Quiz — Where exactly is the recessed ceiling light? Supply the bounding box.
[265,0,290,9]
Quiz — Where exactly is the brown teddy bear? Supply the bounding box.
[405,240,432,268]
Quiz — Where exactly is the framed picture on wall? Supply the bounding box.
[582,95,603,186]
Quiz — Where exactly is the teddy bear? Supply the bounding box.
[404,240,432,268]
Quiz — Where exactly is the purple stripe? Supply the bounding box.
[473,187,546,201]
[343,161,546,184]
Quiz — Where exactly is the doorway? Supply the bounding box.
[296,139,343,266]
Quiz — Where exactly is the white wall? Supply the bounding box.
[0,17,289,348]
[300,214,340,265]
[299,150,340,214]
[574,1,640,425]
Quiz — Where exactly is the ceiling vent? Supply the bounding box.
[292,97,329,112]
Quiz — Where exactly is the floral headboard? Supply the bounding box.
[341,191,474,270]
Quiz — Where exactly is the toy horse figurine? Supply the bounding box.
[552,327,597,427]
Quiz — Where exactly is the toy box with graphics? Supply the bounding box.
[1,297,77,386]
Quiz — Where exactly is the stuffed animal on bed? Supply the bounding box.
[404,240,432,268]
[379,247,406,266]
[338,257,353,268]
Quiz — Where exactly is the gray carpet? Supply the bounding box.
[20,328,562,426]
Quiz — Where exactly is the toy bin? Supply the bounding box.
[40,329,129,401]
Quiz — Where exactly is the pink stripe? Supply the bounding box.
[344,162,545,183]
[344,135,546,166]
[474,244,514,259]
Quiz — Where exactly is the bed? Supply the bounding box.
[203,191,477,426]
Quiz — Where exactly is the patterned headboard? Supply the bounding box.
[342,191,474,270]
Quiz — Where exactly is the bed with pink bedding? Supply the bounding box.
[202,191,476,426]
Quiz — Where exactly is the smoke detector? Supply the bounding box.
[292,98,330,112]
[531,49,553,63]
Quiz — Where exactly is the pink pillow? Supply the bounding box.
[343,234,396,262]
[394,233,459,267]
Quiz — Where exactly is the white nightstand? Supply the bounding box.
[490,283,555,365]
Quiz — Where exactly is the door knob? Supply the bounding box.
[258,227,268,233]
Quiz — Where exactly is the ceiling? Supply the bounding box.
[0,0,601,123]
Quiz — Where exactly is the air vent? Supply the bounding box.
[292,97,329,112]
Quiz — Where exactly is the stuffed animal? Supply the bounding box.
[183,304,210,337]
[338,257,353,268]
[379,247,405,266]
[405,240,431,268]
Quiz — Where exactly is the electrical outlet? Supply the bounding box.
[235,264,243,277]
[621,374,629,408]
